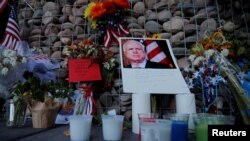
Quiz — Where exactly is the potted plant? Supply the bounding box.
[11,71,62,128]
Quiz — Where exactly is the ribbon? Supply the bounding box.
[104,23,129,48]
[78,86,96,115]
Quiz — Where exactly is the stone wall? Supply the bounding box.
[17,0,250,118]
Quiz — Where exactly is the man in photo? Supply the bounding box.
[122,39,173,68]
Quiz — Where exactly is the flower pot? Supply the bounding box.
[29,101,61,128]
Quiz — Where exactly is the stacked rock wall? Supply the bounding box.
[17,0,249,117]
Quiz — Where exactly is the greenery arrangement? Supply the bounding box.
[11,71,73,102]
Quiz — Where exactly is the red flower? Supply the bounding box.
[103,0,117,14]
[82,38,94,45]
[91,2,106,19]
[113,0,130,9]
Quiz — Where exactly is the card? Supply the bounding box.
[68,59,102,82]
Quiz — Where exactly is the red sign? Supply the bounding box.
[68,59,102,82]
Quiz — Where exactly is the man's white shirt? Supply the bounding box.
[131,59,147,68]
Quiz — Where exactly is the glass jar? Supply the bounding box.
[6,99,27,127]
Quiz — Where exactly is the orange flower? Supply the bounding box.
[202,37,212,45]
[103,0,117,14]
[219,43,232,50]
[90,2,106,19]
[204,43,215,50]
[213,32,223,39]
[113,0,130,9]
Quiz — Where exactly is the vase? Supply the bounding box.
[6,99,27,127]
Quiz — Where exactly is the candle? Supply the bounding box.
[102,115,124,141]
[171,121,188,141]
[155,119,172,141]
[140,119,172,141]
[195,124,208,141]
[140,122,157,141]
[193,113,236,141]
[138,113,159,140]
[69,115,93,141]
[163,113,189,141]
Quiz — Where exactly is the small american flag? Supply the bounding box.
[0,0,8,13]
[0,2,21,50]
[29,54,49,60]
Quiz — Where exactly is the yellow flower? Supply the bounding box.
[151,33,161,39]
[84,2,95,19]
[90,19,97,29]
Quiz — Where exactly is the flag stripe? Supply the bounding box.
[150,52,167,62]
[6,19,20,38]
[144,40,171,65]
[147,45,166,60]
[30,54,49,60]
[145,41,158,52]
[0,0,8,13]
[104,30,111,47]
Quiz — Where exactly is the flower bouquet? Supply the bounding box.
[185,30,250,123]
[63,38,117,117]
[0,48,27,76]
[84,0,130,47]
[0,48,27,100]
[184,30,234,114]
[63,38,117,89]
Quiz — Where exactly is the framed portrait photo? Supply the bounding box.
[119,37,190,94]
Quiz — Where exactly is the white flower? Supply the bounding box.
[0,49,27,76]
[3,49,13,57]
[9,50,17,57]
[21,57,27,63]
[10,58,17,67]
[188,54,196,62]
[1,67,8,75]
[62,47,70,56]
[205,49,215,58]
[221,49,229,57]
[103,62,110,70]
[3,57,10,65]
[193,56,204,66]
